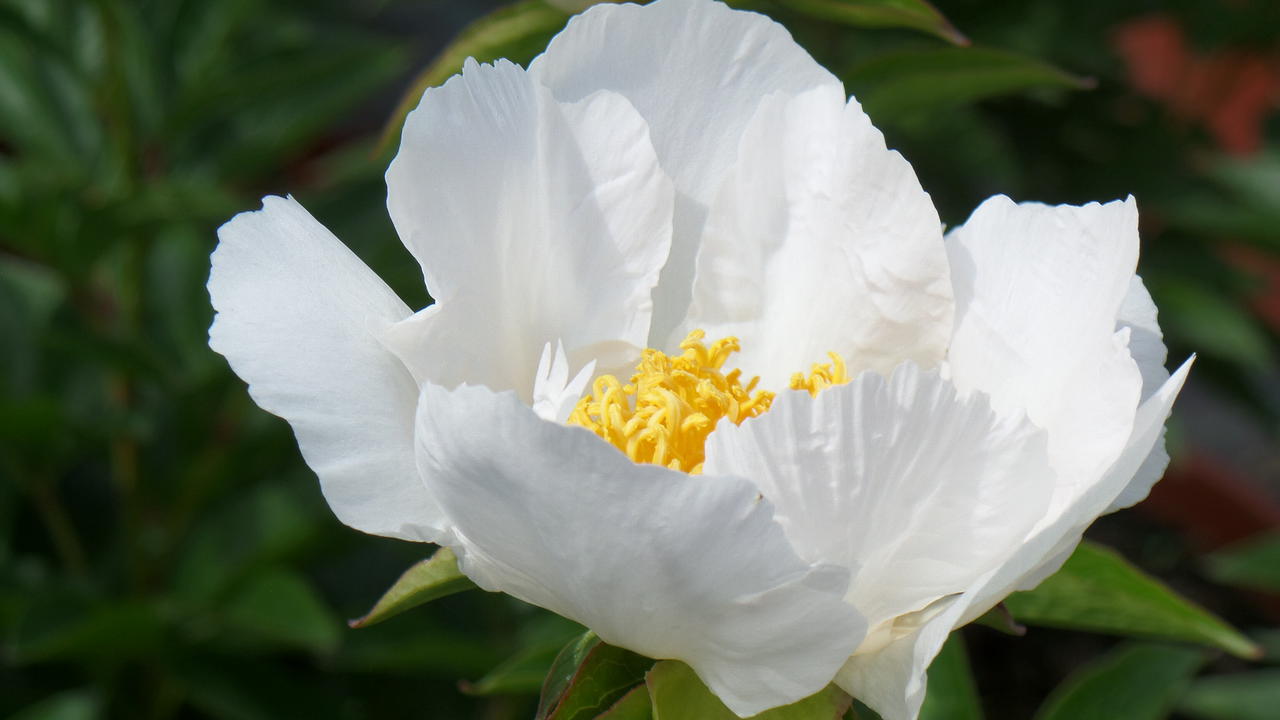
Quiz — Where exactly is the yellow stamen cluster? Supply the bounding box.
[789,352,850,396]
[569,330,856,474]
[568,330,774,474]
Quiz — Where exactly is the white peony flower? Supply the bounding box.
[207,0,1191,717]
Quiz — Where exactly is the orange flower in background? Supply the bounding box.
[1113,14,1280,155]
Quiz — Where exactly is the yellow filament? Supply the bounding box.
[568,330,850,474]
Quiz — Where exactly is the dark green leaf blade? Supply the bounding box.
[846,47,1090,123]
[1203,532,1280,593]
[779,0,966,45]
[348,546,476,629]
[8,688,100,720]
[920,632,983,720]
[646,660,850,720]
[1033,643,1205,720]
[221,568,341,655]
[1004,541,1260,659]
[1179,669,1280,720]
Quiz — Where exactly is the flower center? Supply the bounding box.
[567,330,849,473]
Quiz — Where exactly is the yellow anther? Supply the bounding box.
[568,330,775,474]
[790,351,850,397]
[569,331,853,473]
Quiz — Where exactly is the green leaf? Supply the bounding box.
[1203,532,1280,593]
[539,632,604,716]
[468,641,575,696]
[172,482,323,606]
[920,632,983,720]
[465,614,585,696]
[846,47,1090,123]
[378,0,571,155]
[779,0,966,45]
[598,685,653,719]
[11,599,166,665]
[1004,541,1261,659]
[1255,628,1280,664]
[174,655,356,720]
[333,614,501,676]
[9,688,100,720]
[646,660,851,720]
[221,568,341,655]
[348,546,476,629]
[1148,278,1273,372]
[1033,643,1205,720]
[1179,669,1280,720]
[849,699,884,719]
[1163,152,1280,250]
[537,632,654,720]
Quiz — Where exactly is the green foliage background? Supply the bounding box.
[2,0,1278,718]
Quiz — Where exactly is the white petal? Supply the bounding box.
[385,59,672,399]
[945,196,1145,520]
[680,89,951,387]
[1106,275,1175,511]
[703,363,1053,631]
[531,0,842,346]
[208,196,445,542]
[1118,275,1170,402]
[837,358,1193,720]
[963,355,1193,621]
[415,383,866,717]
[531,340,596,424]
[835,597,969,720]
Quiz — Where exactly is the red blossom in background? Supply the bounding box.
[1113,14,1280,155]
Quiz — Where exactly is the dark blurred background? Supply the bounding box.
[2,1,1277,718]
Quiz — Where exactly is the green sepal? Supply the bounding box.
[536,632,654,720]
[646,660,850,720]
[348,546,476,629]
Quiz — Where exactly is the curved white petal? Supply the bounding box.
[836,597,969,720]
[703,363,1053,631]
[1107,275,1174,510]
[1118,275,1170,402]
[945,196,1145,520]
[385,59,672,399]
[680,89,951,387]
[530,0,842,346]
[208,196,445,542]
[837,358,1192,720]
[414,383,866,717]
[960,355,1195,622]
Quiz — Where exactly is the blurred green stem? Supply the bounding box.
[29,478,88,576]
